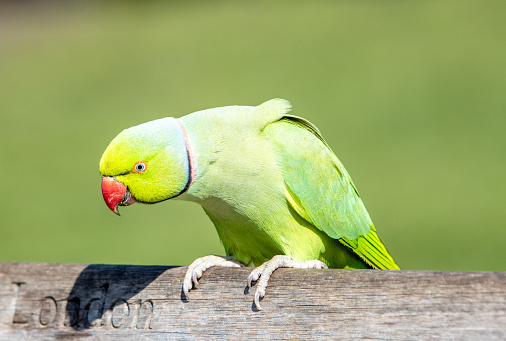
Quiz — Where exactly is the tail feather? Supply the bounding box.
[340,224,400,270]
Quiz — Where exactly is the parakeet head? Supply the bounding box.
[99,117,190,215]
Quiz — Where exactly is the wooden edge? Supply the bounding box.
[0,262,505,340]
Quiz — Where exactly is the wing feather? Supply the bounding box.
[269,116,399,270]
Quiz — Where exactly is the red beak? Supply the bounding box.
[101,177,136,216]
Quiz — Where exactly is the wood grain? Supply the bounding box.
[0,262,505,340]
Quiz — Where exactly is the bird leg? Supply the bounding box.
[247,255,328,310]
[183,255,244,298]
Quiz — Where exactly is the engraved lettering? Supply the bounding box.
[125,300,140,329]
[83,284,108,328]
[111,299,129,328]
[11,282,27,325]
[6,279,158,331]
[84,298,103,328]
[136,300,153,330]
[39,297,57,326]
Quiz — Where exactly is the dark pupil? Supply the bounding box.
[136,164,143,171]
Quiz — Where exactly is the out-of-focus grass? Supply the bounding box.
[1,1,505,271]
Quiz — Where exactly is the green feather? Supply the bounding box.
[340,225,400,270]
[266,115,399,270]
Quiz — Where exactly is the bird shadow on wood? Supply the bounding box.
[65,264,173,330]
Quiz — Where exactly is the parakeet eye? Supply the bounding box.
[133,161,148,173]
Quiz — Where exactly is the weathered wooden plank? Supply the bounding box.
[0,262,504,340]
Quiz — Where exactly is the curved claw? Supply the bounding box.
[182,281,191,297]
[247,275,255,288]
[192,270,199,287]
[254,289,265,310]
[247,272,258,288]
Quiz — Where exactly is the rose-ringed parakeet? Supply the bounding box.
[100,99,400,310]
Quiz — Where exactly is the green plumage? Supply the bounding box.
[265,116,399,270]
[100,99,399,271]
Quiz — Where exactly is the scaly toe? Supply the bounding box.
[182,255,244,299]
[246,256,329,310]
[247,263,267,288]
[311,260,328,269]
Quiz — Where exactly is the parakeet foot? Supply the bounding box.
[183,255,243,299]
[247,255,328,310]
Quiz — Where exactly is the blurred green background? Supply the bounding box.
[1,1,505,271]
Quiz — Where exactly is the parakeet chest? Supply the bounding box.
[198,169,291,265]
[177,134,288,265]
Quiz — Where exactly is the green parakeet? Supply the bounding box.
[100,99,399,310]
